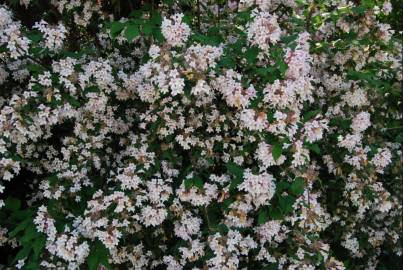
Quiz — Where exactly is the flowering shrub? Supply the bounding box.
[0,0,401,269]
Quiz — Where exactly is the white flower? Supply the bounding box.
[382,1,393,15]
[96,228,122,250]
[0,158,20,181]
[240,109,268,131]
[255,142,286,169]
[213,70,253,108]
[54,234,90,265]
[292,140,310,167]
[19,0,30,8]
[341,234,361,257]
[34,205,57,241]
[161,13,190,47]
[148,45,161,59]
[33,20,67,51]
[0,7,30,58]
[326,257,346,270]
[174,211,202,241]
[163,255,183,270]
[238,169,276,208]
[146,178,173,204]
[304,118,328,143]
[338,133,362,152]
[141,206,167,227]
[247,11,281,51]
[179,239,205,263]
[351,112,371,133]
[184,44,223,72]
[255,220,282,244]
[16,259,25,269]
[192,80,211,95]
[371,148,392,173]
[342,88,368,107]
[177,177,218,206]
[169,69,185,96]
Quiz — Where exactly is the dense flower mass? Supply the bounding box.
[0,0,401,270]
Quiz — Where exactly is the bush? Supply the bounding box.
[0,0,401,269]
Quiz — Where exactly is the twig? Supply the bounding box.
[15,45,51,71]
[203,206,213,232]
[381,126,403,131]
[197,0,201,30]
[305,2,317,33]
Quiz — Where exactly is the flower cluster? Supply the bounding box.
[0,1,401,270]
[0,7,30,59]
[247,10,282,51]
[161,13,191,47]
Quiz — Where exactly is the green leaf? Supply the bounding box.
[272,144,282,161]
[15,245,32,261]
[329,117,351,129]
[226,162,244,191]
[153,28,164,42]
[276,181,289,193]
[226,162,243,178]
[143,23,153,35]
[87,240,110,270]
[129,10,143,18]
[83,86,99,95]
[281,33,298,44]
[124,24,140,42]
[25,261,39,270]
[193,177,204,189]
[33,235,46,259]
[26,63,45,74]
[303,110,320,122]
[110,21,125,37]
[278,195,295,215]
[263,263,279,270]
[258,208,268,225]
[0,45,7,54]
[268,207,283,220]
[5,197,21,211]
[20,224,37,244]
[277,59,288,77]
[307,143,321,155]
[363,186,376,201]
[149,118,162,134]
[219,56,236,68]
[184,177,204,190]
[10,209,34,221]
[9,219,31,238]
[245,47,259,64]
[98,244,110,269]
[87,247,98,270]
[191,33,209,44]
[184,178,193,189]
[290,178,305,196]
[150,13,163,24]
[65,95,80,108]
[26,31,43,43]
[346,69,381,88]
[217,223,229,234]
